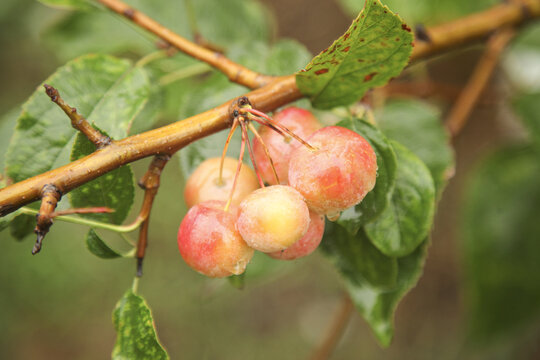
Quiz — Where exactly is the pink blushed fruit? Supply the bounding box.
[184,157,259,208]
[268,210,325,260]
[237,185,310,252]
[288,126,377,217]
[177,200,254,278]
[252,107,321,184]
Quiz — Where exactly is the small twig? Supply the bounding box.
[135,154,170,277]
[32,184,62,254]
[310,294,354,360]
[446,29,515,137]
[44,84,111,148]
[51,207,114,217]
[97,0,273,89]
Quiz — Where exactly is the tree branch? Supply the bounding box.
[97,0,272,89]
[411,0,539,60]
[446,29,516,136]
[1,1,539,218]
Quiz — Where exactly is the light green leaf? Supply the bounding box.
[5,54,149,183]
[336,117,397,234]
[37,0,92,10]
[463,145,540,342]
[376,99,454,195]
[0,177,20,233]
[85,229,122,259]
[112,289,169,360]
[365,141,435,257]
[346,238,429,346]
[513,92,540,151]
[296,0,413,109]
[503,23,540,93]
[70,132,134,224]
[322,222,398,290]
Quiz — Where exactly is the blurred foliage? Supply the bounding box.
[338,0,499,25]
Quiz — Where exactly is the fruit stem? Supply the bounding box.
[248,122,280,184]
[218,118,239,185]
[224,118,246,212]
[243,108,317,151]
[242,121,265,188]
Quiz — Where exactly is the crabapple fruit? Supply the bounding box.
[184,157,259,208]
[268,210,324,260]
[288,126,377,218]
[177,200,254,278]
[252,107,321,184]
[237,185,310,253]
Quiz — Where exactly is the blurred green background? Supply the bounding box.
[1,0,540,359]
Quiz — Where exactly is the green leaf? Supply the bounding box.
[336,117,397,234]
[462,145,540,342]
[37,0,92,10]
[112,289,169,360]
[322,222,398,290]
[85,229,122,259]
[376,99,454,195]
[5,54,150,183]
[365,141,435,257]
[346,238,429,346]
[70,132,135,224]
[513,92,540,151]
[296,0,413,109]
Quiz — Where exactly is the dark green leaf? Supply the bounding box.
[70,133,134,224]
[112,289,169,360]
[336,117,397,234]
[228,273,245,290]
[346,238,429,347]
[321,222,397,290]
[296,0,413,109]
[463,145,540,342]
[85,229,122,259]
[513,92,540,151]
[365,141,435,257]
[9,213,35,241]
[5,54,149,183]
[376,99,454,195]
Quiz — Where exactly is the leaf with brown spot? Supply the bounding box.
[296,0,413,109]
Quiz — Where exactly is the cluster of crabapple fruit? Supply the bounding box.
[177,105,377,278]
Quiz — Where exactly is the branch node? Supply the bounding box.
[415,23,432,43]
[32,184,62,255]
